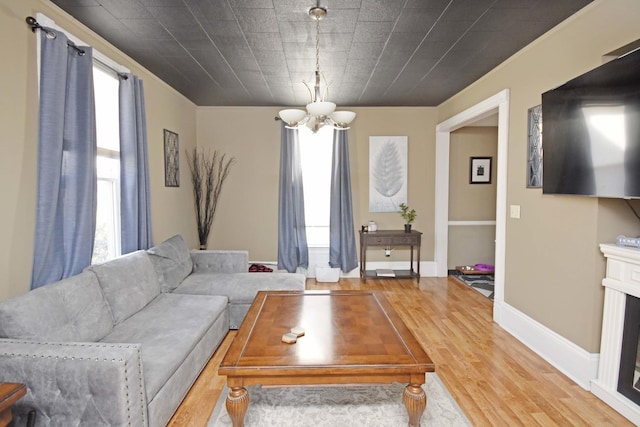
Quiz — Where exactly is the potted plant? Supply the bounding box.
[186,148,236,249]
[399,203,416,233]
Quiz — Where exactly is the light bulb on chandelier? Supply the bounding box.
[278,4,356,133]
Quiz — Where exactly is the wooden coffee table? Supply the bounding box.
[0,382,26,427]
[219,290,434,427]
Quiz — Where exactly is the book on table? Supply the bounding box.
[376,269,395,277]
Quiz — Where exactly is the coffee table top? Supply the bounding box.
[219,290,434,382]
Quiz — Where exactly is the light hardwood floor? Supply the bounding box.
[168,276,632,426]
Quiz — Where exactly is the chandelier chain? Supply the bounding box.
[315,15,320,73]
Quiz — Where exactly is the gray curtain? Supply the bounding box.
[329,129,358,272]
[119,74,153,254]
[31,29,96,289]
[277,123,309,272]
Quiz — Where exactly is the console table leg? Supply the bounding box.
[226,386,249,427]
[403,384,426,427]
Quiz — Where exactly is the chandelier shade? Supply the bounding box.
[306,101,336,117]
[278,4,355,132]
[331,111,357,128]
[279,109,307,126]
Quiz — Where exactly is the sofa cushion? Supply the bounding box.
[147,235,193,292]
[100,293,228,401]
[88,251,160,325]
[0,271,113,341]
[174,272,306,304]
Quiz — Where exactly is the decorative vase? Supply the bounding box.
[404,223,412,233]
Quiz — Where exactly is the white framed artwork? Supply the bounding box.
[369,136,407,212]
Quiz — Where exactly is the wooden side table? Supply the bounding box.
[0,382,26,427]
[359,230,422,282]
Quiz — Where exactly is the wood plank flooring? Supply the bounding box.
[168,276,632,426]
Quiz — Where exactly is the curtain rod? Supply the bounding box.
[26,16,85,56]
[25,15,128,79]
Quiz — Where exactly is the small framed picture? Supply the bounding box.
[164,129,179,187]
[470,157,492,184]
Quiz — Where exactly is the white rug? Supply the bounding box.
[208,373,471,427]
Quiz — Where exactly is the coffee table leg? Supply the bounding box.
[226,386,249,427]
[403,384,426,427]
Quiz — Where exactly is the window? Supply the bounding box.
[299,126,333,247]
[92,64,121,263]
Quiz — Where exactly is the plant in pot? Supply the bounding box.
[186,148,236,249]
[399,203,416,233]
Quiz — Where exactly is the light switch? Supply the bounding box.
[510,205,521,219]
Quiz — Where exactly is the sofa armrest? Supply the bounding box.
[0,339,147,426]
[190,250,249,274]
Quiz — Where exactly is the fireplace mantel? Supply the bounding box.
[591,244,640,424]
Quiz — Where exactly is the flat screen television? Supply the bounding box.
[542,47,640,198]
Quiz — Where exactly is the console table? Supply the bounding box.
[359,230,421,282]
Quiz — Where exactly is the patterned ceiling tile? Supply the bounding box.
[50,0,593,106]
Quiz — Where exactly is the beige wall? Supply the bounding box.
[448,127,498,268]
[448,226,496,268]
[0,0,197,300]
[196,106,438,263]
[449,127,498,220]
[195,107,282,259]
[5,0,640,356]
[438,0,640,352]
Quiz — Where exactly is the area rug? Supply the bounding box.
[450,271,494,301]
[208,373,471,426]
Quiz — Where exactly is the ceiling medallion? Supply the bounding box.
[278,4,356,133]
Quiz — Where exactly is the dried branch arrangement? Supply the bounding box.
[186,148,236,249]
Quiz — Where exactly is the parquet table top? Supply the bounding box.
[218,290,434,426]
[220,290,434,377]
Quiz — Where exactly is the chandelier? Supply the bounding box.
[278,5,356,133]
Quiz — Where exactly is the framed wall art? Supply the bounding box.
[470,157,492,184]
[369,136,408,212]
[164,129,179,187]
[527,104,543,188]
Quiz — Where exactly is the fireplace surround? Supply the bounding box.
[592,244,640,424]
[618,294,640,406]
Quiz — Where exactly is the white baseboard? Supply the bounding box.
[496,301,599,390]
[308,261,437,278]
[591,380,640,425]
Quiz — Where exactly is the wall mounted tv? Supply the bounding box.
[542,47,640,198]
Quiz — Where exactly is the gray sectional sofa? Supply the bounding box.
[0,235,305,426]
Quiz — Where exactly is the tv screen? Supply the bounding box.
[542,48,640,198]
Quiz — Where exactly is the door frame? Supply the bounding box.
[434,89,509,322]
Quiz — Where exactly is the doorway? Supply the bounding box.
[434,89,509,322]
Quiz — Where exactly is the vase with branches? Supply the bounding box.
[186,148,236,249]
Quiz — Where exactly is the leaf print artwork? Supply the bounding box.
[372,142,403,198]
[369,136,407,212]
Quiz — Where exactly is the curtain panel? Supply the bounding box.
[119,74,153,253]
[329,129,358,272]
[31,29,97,289]
[277,123,309,273]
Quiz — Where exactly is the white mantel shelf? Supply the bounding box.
[591,244,640,425]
